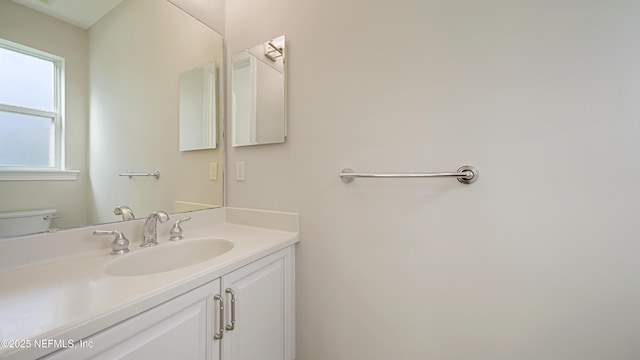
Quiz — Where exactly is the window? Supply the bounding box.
[0,39,65,173]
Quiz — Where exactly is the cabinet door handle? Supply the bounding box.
[214,294,224,340]
[225,288,236,331]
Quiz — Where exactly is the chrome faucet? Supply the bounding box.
[141,211,169,247]
[114,205,135,221]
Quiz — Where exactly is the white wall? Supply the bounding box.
[225,0,640,358]
[88,0,224,223]
[0,1,89,230]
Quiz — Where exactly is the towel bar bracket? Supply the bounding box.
[456,165,478,184]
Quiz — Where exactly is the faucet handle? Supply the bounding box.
[169,216,191,241]
[94,230,130,255]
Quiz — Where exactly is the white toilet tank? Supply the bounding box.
[0,209,58,237]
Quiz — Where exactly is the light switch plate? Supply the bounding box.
[236,161,245,181]
[209,162,217,181]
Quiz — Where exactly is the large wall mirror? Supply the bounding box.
[231,35,286,147]
[0,0,224,237]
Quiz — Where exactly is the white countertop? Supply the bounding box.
[0,208,299,360]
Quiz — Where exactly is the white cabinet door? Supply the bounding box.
[44,279,220,360]
[220,247,295,360]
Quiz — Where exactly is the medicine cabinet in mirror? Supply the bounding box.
[179,61,218,151]
[231,35,286,147]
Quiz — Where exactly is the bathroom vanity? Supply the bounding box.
[0,208,298,360]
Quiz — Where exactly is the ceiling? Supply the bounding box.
[10,0,124,29]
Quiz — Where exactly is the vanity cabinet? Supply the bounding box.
[43,246,294,360]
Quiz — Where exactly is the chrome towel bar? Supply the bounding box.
[119,170,160,179]
[339,165,478,184]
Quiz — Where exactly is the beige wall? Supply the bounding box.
[0,1,89,230]
[88,0,224,224]
[225,0,640,358]
[169,0,224,35]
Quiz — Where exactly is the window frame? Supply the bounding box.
[0,39,77,181]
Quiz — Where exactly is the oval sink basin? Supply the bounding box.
[105,238,234,276]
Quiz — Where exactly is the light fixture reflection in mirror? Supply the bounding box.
[231,35,286,147]
[179,61,217,151]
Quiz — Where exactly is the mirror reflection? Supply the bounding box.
[231,35,286,147]
[179,61,218,151]
[0,0,224,238]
